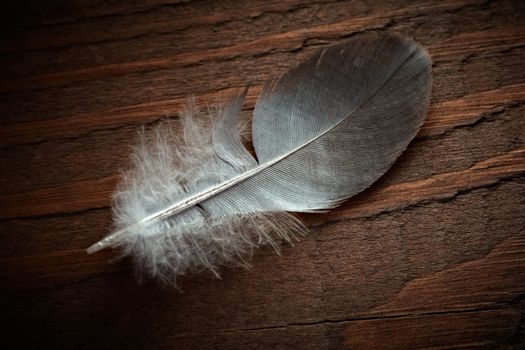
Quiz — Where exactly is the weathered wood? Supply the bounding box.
[1,0,524,349]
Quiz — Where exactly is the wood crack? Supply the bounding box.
[165,304,523,336]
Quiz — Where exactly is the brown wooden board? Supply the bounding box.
[1,0,524,349]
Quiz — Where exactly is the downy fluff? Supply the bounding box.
[112,101,306,283]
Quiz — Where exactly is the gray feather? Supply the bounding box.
[87,32,432,284]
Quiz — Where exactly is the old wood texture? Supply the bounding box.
[1,0,524,349]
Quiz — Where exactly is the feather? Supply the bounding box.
[87,32,432,284]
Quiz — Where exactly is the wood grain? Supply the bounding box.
[1,0,524,349]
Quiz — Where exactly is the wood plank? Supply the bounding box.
[421,83,525,137]
[1,0,476,89]
[0,82,523,148]
[1,1,347,54]
[1,0,524,349]
[1,24,523,125]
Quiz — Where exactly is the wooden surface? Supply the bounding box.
[1,1,524,349]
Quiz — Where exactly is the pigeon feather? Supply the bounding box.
[87,32,432,284]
